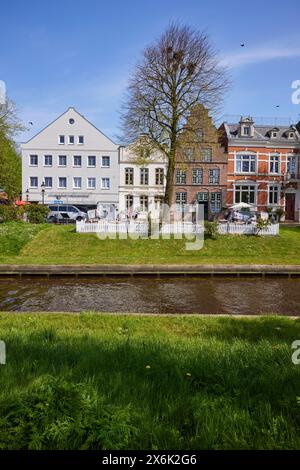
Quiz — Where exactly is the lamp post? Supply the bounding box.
[41,182,45,205]
[26,189,29,202]
[19,191,22,201]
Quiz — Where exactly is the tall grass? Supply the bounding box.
[0,314,300,449]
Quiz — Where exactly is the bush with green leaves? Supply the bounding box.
[0,204,24,222]
[25,204,49,224]
[204,221,219,239]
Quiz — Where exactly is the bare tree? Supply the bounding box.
[0,99,24,138]
[121,23,229,205]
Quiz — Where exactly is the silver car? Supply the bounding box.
[47,204,87,222]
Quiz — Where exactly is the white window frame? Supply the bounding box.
[58,177,67,189]
[101,177,110,190]
[68,135,75,145]
[140,195,149,211]
[29,155,38,166]
[44,155,53,167]
[209,168,220,184]
[125,167,134,185]
[44,177,53,188]
[87,177,96,190]
[73,177,82,189]
[78,135,84,145]
[101,156,110,168]
[29,177,38,188]
[58,155,67,167]
[155,168,164,185]
[176,169,186,184]
[235,154,256,174]
[87,156,96,168]
[210,192,222,213]
[175,192,187,211]
[192,168,203,184]
[268,185,280,206]
[234,184,257,205]
[269,154,280,175]
[140,168,149,185]
[73,155,82,167]
[58,135,65,144]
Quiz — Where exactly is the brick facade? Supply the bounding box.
[172,105,227,220]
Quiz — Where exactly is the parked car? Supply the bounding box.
[47,205,87,223]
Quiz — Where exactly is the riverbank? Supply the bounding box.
[0,313,299,449]
[1,222,300,266]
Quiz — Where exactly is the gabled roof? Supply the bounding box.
[22,107,118,146]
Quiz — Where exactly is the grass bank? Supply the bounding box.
[0,313,300,449]
[0,222,300,265]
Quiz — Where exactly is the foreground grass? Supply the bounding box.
[0,313,300,449]
[0,222,300,265]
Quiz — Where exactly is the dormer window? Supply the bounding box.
[243,126,251,136]
[288,132,295,139]
[271,131,278,138]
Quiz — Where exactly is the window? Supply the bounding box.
[234,185,256,204]
[192,168,203,184]
[44,177,52,188]
[289,132,295,139]
[101,177,110,189]
[154,196,163,209]
[270,154,280,174]
[287,156,297,178]
[243,126,251,136]
[209,168,220,184]
[73,177,82,189]
[58,177,67,189]
[140,196,149,211]
[235,154,256,173]
[269,185,280,205]
[211,193,222,213]
[201,148,212,162]
[68,135,75,144]
[155,168,164,185]
[73,155,82,167]
[125,168,134,185]
[176,169,186,184]
[87,177,96,189]
[102,156,110,167]
[271,131,277,138]
[175,192,187,210]
[69,118,75,124]
[58,155,67,167]
[125,195,133,209]
[59,135,65,144]
[30,177,38,188]
[195,128,203,141]
[78,135,84,144]
[196,192,208,202]
[88,156,96,167]
[140,168,149,185]
[183,148,195,162]
[44,155,52,166]
[30,155,38,166]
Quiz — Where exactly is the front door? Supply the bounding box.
[285,193,295,220]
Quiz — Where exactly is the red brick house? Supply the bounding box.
[220,117,300,221]
[172,106,227,220]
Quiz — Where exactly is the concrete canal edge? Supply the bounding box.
[1,264,300,277]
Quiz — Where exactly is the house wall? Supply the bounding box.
[21,107,120,207]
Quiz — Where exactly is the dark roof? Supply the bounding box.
[224,122,300,143]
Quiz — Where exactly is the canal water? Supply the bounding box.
[0,276,299,315]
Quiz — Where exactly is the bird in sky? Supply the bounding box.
[28,122,33,125]
[240,44,245,47]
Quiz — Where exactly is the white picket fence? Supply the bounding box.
[77,220,279,236]
[76,220,202,235]
[218,222,279,236]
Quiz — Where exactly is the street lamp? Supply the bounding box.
[41,182,45,205]
[26,189,29,202]
[19,191,22,201]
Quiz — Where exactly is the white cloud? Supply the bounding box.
[220,46,300,69]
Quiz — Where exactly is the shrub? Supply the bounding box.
[25,204,49,224]
[204,221,219,239]
[0,204,24,222]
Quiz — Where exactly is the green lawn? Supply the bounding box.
[0,222,300,265]
[0,313,300,449]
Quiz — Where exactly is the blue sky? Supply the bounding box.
[1,0,300,143]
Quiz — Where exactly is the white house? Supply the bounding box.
[118,143,168,219]
[21,107,120,209]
